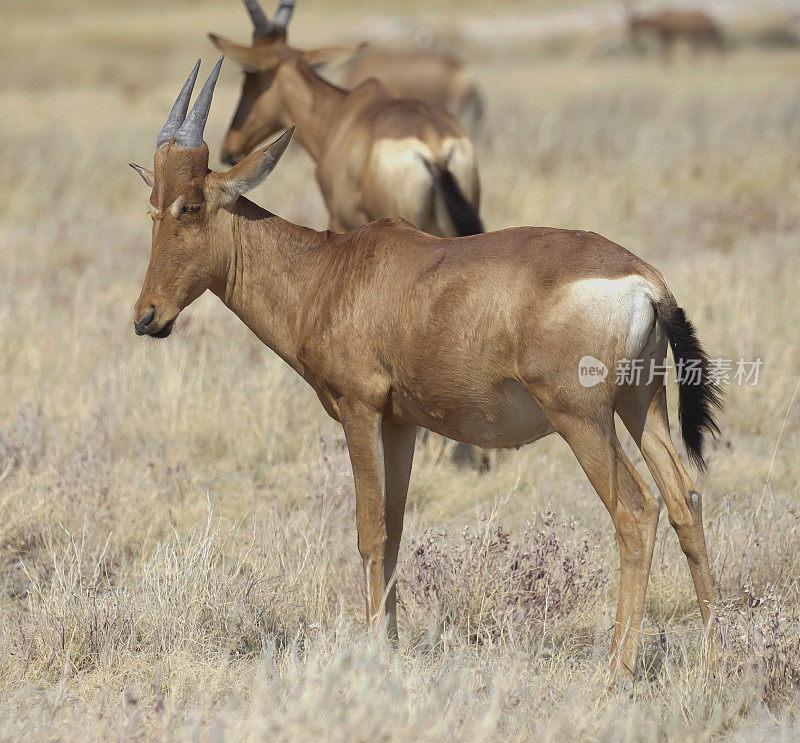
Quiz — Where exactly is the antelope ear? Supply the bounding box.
[302,42,367,69]
[211,127,295,206]
[130,163,154,188]
[208,33,282,74]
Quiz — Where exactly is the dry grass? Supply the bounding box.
[2,0,800,740]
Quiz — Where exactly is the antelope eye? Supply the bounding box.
[180,203,201,215]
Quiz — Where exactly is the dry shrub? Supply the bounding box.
[2,528,136,681]
[715,586,800,707]
[402,511,607,643]
[0,511,309,683]
[711,491,800,597]
[4,587,137,679]
[136,514,290,657]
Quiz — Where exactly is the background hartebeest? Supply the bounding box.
[343,47,485,132]
[208,0,483,239]
[625,4,724,58]
[130,58,722,683]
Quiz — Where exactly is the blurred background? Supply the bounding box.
[2,0,800,739]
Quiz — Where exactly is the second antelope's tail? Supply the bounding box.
[655,297,723,471]
[421,157,484,237]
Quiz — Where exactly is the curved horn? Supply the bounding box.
[242,0,273,35]
[174,57,224,149]
[272,0,295,28]
[156,60,201,148]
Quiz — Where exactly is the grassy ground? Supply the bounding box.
[2,0,800,740]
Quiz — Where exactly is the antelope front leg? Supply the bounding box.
[340,399,415,639]
[381,421,416,637]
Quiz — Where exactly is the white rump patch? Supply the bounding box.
[371,136,475,186]
[441,136,475,186]
[372,136,434,171]
[566,276,661,360]
[369,136,477,234]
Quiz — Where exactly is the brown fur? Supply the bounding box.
[208,30,481,237]
[627,7,724,58]
[344,48,483,129]
[131,126,720,684]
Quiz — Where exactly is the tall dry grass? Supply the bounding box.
[1,0,800,740]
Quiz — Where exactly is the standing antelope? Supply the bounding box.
[208,0,483,238]
[344,48,484,132]
[625,4,724,59]
[130,58,722,683]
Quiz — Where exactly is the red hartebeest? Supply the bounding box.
[344,47,484,132]
[130,58,722,683]
[208,0,484,239]
[625,4,724,59]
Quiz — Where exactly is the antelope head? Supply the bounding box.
[209,0,363,164]
[129,58,294,338]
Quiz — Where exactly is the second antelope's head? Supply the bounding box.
[130,58,294,339]
[209,0,363,165]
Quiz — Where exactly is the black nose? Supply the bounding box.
[134,306,155,335]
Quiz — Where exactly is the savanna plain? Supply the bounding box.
[1,0,800,739]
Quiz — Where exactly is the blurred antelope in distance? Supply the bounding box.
[344,48,485,133]
[129,57,723,685]
[209,0,483,239]
[624,3,724,59]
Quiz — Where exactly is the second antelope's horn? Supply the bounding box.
[242,0,273,35]
[272,0,295,28]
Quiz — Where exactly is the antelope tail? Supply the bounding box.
[656,297,723,471]
[420,156,484,237]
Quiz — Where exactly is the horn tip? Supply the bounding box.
[184,59,201,88]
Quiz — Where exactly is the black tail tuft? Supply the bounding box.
[422,159,484,236]
[657,299,723,471]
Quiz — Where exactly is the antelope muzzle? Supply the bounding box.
[133,305,174,339]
